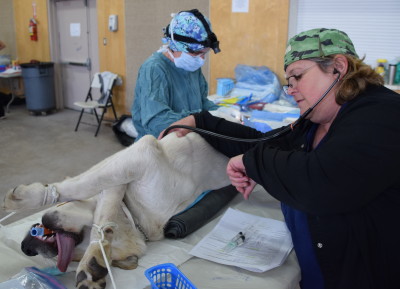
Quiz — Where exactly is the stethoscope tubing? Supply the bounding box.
[162,73,341,143]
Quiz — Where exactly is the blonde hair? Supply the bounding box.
[312,55,384,105]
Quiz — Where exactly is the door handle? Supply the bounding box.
[68,61,87,67]
[68,58,91,70]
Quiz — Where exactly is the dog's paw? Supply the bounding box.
[76,258,107,289]
[3,183,47,211]
[76,242,110,289]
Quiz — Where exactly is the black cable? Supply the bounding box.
[162,73,341,143]
[162,124,292,143]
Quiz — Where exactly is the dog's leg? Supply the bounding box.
[4,133,230,214]
[57,136,165,201]
[3,135,162,211]
[75,185,146,289]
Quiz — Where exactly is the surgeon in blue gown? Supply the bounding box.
[131,9,220,140]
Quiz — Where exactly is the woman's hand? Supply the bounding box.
[226,154,256,200]
[158,115,196,139]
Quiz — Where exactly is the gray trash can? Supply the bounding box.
[21,62,55,113]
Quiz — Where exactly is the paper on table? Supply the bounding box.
[189,208,293,272]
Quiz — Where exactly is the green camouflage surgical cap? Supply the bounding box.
[284,28,359,70]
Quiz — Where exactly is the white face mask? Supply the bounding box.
[168,50,205,72]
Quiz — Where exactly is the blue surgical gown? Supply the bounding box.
[132,52,218,140]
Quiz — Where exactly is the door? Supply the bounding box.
[55,0,99,109]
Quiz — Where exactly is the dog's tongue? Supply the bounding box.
[56,233,75,272]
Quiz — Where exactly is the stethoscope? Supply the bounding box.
[162,72,341,143]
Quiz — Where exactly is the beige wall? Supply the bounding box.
[210,0,289,94]
[124,0,290,110]
[0,0,17,59]
[7,0,209,116]
[97,0,126,116]
[124,0,209,114]
[6,0,290,116]
[13,0,51,63]
[11,0,127,118]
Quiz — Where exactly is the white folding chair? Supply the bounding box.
[74,72,121,136]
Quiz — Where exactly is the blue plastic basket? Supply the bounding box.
[144,263,197,289]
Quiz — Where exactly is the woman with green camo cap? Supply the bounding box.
[161,28,400,289]
[132,9,220,141]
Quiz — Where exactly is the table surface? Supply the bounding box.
[0,69,22,78]
[0,186,301,289]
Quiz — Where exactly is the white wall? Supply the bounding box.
[289,0,400,67]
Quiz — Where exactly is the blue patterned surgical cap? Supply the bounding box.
[164,11,213,53]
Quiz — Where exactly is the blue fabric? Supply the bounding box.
[250,110,300,122]
[282,204,324,289]
[281,124,324,289]
[173,190,211,216]
[132,52,218,140]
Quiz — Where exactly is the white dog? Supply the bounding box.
[3,132,231,289]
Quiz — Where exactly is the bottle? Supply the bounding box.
[375,59,387,82]
[388,64,397,85]
[395,62,400,85]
